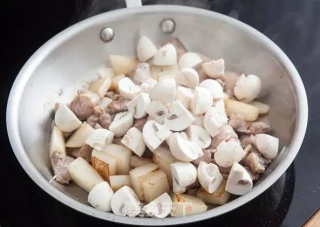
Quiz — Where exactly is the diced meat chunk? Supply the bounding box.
[240,135,256,148]
[99,113,112,129]
[86,115,99,128]
[86,108,112,129]
[243,150,271,174]
[107,95,129,114]
[105,91,115,98]
[186,188,198,196]
[129,156,153,168]
[69,145,93,163]
[188,178,201,189]
[228,114,250,133]
[246,122,272,135]
[50,152,74,184]
[133,116,148,132]
[192,149,213,166]
[209,125,238,149]
[69,92,100,120]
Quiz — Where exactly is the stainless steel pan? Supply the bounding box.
[6,0,308,225]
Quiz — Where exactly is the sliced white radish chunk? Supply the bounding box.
[203,106,228,137]
[143,193,172,218]
[109,111,134,137]
[171,194,207,217]
[109,175,132,192]
[127,93,151,119]
[152,44,177,66]
[186,125,211,149]
[129,163,159,200]
[191,87,213,115]
[142,120,172,151]
[225,99,259,121]
[164,100,195,131]
[91,149,117,181]
[197,162,223,193]
[143,170,170,203]
[88,181,114,212]
[110,55,139,75]
[199,79,224,100]
[225,162,253,195]
[97,67,115,79]
[110,74,126,92]
[66,122,94,148]
[149,78,176,104]
[255,134,279,159]
[85,128,114,151]
[55,103,82,132]
[137,36,158,62]
[89,75,112,98]
[176,68,199,89]
[176,86,194,109]
[130,156,152,168]
[248,101,270,115]
[118,77,141,100]
[121,127,146,157]
[179,52,203,69]
[146,101,169,124]
[169,134,203,162]
[98,97,113,110]
[197,180,231,205]
[214,140,245,168]
[171,162,197,194]
[234,74,261,103]
[103,143,132,175]
[67,157,103,192]
[49,126,66,157]
[202,59,225,78]
[111,186,141,217]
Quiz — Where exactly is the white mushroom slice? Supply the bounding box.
[89,75,112,98]
[109,111,134,137]
[110,74,126,92]
[197,162,223,193]
[133,63,156,85]
[142,120,172,151]
[152,44,177,66]
[171,194,207,217]
[146,101,169,124]
[176,86,194,109]
[178,52,203,69]
[127,93,151,119]
[85,129,114,151]
[110,55,139,75]
[137,36,158,62]
[98,97,113,109]
[179,132,189,140]
[202,59,225,78]
[171,162,197,194]
[213,99,225,110]
[192,114,204,128]
[164,100,195,131]
[143,193,172,218]
[186,125,211,149]
[226,162,253,195]
[66,122,94,148]
[214,140,245,168]
[203,107,228,137]
[88,181,114,212]
[49,126,66,157]
[140,82,155,94]
[176,68,199,89]
[111,186,141,217]
[55,103,82,132]
[109,175,132,192]
[149,78,176,104]
[234,74,261,103]
[150,64,179,81]
[121,127,146,157]
[67,157,104,192]
[169,135,203,162]
[118,77,141,100]
[199,79,224,100]
[191,87,213,115]
[255,134,279,159]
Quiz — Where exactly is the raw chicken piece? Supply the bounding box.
[246,122,271,135]
[209,125,238,149]
[133,116,148,132]
[192,149,213,166]
[107,95,129,114]
[87,115,99,128]
[228,114,250,133]
[69,92,100,120]
[243,150,271,174]
[87,111,112,129]
[105,91,115,98]
[69,145,93,163]
[240,135,256,148]
[50,152,74,184]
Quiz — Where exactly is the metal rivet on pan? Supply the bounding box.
[100,28,114,42]
[160,19,176,34]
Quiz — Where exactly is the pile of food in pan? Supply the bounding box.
[49,36,279,218]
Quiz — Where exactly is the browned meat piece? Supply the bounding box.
[129,156,153,168]
[246,122,272,135]
[69,145,93,163]
[99,113,112,129]
[186,188,198,196]
[192,149,213,166]
[112,137,122,145]
[86,110,112,129]
[222,173,229,180]
[244,167,259,181]
[161,38,187,59]
[243,150,271,174]
[243,144,252,156]
[188,178,201,189]
[209,125,238,149]
[69,92,100,120]
[50,152,74,184]
[240,135,256,148]
[105,91,116,98]
[133,116,148,132]
[228,114,250,133]
[107,95,129,114]
[142,149,153,158]
[94,123,102,129]
[87,115,99,128]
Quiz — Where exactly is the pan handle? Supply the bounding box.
[125,0,142,8]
